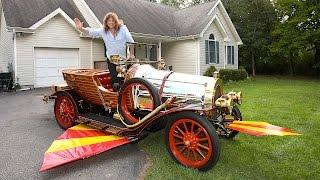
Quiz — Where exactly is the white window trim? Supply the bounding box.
[29,8,77,31]
[136,43,158,61]
[226,45,235,65]
[207,38,219,65]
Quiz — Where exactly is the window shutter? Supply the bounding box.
[205,40,209,64]
[232,46,235,64]
[227,46,231,64]
[216,41,220,64]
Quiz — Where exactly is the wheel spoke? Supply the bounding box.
[186,148,191,159]
[62,116,68,123]
[173,134,184,139]
[191,122,195,133]
[196,148,206,159]
[197,143,209,151]
[183,121,189,133]
[67,113,73,120]
[198,138,208,142]
[194,128,202,137]
[191,149,197,161]
[175,126,185,135]
[179,146,187,153]
[175,141,184,146]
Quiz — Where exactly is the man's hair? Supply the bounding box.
[103,12,122,32]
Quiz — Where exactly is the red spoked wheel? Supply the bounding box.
[54,91,78,130]
[118,78,161,125]
[165,112,220,171]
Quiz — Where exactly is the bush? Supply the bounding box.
[203,65,217,77]
[219,68,248,81]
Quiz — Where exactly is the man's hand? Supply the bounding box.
[74,18,84,30]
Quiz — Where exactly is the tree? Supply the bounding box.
[160,0,186,7]
[271,0,320,75]
[223,0,277,76]
[191,0,211,5]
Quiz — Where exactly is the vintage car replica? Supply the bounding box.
[45,48,242,171]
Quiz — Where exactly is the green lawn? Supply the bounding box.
[139,76,320,180]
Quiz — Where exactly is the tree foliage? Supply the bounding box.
[149,0,319,76]
[222,0,277,76]
[151,0,211,8]
[190,0,211,5]
[160,0,186,7]
[271,0,320,75]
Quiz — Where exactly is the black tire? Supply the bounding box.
[225,106,242,139]
[118,78,162,127]
[54,91,78,130]
[165,111,220,171]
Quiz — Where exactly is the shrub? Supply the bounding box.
[219,68,248,82]
[203,65,217,77]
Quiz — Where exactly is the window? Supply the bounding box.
[135,44,158,61]
[205,34,219,64]
[226,46,235,65]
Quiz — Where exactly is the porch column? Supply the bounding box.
[158,42,162,60]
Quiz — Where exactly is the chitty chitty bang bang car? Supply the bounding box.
[42,48,300,172]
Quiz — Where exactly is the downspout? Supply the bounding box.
[13,29,17,83]
[158,42,161,61]
[224,42,227,69]
[197,39,201,75]
[91,39,93,68]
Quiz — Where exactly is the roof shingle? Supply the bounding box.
[2,0,218,37]
[85,0,218,37]
[1,0,88,28]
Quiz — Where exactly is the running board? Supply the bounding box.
[76,113,127,135]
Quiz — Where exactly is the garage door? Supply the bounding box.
[34,48,79,87]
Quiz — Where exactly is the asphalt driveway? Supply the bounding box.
[0,88,147,180]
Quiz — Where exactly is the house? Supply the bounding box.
[0,0,242,88]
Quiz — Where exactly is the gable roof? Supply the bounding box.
[173,1,218,37]
[84,0,219,38]
[1,0,241,43]
[1,0,88,28]
[84,0,178,37]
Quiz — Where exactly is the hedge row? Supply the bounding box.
[203,66,217,77]
[219,68,248,81]
[204,65,248,81]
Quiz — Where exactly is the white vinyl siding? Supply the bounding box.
[15,15,92,86]
[92,39,106,61]
[199,4,239,75]
[200,21,225,73]
[0,10,14,73]
[92,38,106,69]
[162,40,198,75]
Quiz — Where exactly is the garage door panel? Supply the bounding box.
[58,59,78,67]
[35,48,79,87]
[35,49,79,59]
[36,77,64,87]
[35,67,61,78]
[36,58,59,68]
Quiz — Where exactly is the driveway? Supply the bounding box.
[0,89,147,180]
